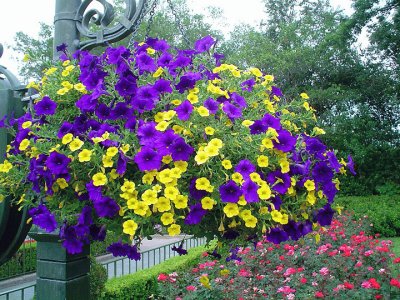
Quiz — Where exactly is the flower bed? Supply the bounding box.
[157,212,400,299]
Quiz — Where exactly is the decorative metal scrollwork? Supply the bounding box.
[76,0,147,50]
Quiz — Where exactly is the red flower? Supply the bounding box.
[157,273,169,282]
[375,295,383,299]
[315,291,324,298]
[343,282,354,290]
[300,277,308,284]
[390,278,400,288]
[186,285,197,291]
[394,257,400,264]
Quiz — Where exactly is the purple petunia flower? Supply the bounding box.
[29,204,57,233]
[322,181,338,203]
[316,204,335,226]
[214,52,224,66]
[219,180,242,203]
[34,96,57,116]
[132,85,159,113]
[270,195,283,211]
[78,206,93,226]
[46,152,71,175]
[204,98,219,114]
[137,122,159,146]
[226,247,242,262]
[60,225,84,254]
[184,203,207,225]
[75,94,98,113]
[116,152,127,175]
[312,161,334,184]
[230,92,247,108]
[241,78,256,92]
[92,196,120,218]
[57,122,74,139]
[170,137,194,161]
[134,147,162,171]
[175,100,194,121]
[90,224,106,241]
[194,35,216,53]
[249,120,268,135]
[222,102,242,120]
[262,113,281,130]
[157,52,173,67]
[305,137,326,157]
[56,43,67,53]
[115,76,137,98]
[326,151,341,173]
[347,155,356,175]
[172,241,188,255]
[95,103,111,120]
[283,220,302,241]
[175,72,202,94]
[135,52,157,73]
[274,129,297,152]
[155,129,179,151]
[234,159,256,177]
[271,86,283,97]
[267,227,289,244]
[153,78,173,94]
[267,170,291,194]
[242,180,259,203]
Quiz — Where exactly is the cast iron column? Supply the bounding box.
[53,0,81,58]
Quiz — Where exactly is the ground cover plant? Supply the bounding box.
[157,212,400,299]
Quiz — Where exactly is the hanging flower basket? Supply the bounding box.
[0,36,355,260]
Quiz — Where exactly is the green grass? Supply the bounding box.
[390,237,400,257]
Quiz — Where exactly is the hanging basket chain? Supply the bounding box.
[166,0,191,47]
[145,0,159,38]
[128,0,157,48]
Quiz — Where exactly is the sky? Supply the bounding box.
[0,0,353,79]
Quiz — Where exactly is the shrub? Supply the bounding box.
[89,256,108,300]
[101,245,208,300]
[336,195,400,237]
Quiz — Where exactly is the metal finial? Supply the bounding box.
[0,43,3,59]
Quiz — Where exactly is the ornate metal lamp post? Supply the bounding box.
[0,1,149,298]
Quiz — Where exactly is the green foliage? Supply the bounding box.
[101,245,207,300]
[89,256,108,300]
[336,195,400,237]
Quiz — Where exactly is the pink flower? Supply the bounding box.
[315,291,324,298]
[364,250,374,256]
[312,281,318,287]
[319,267,329,276]
[238,268,251,277]
[186,285,197,291]
[344,282,354,290]
[287,293,295,300]
[277,286,296,294]
[300,277,307,284]
[284,267,297,277]
[367,266,374,271]
[394,257,400,264]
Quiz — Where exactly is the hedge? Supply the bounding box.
[336,195,400,237]
[101,245,208,300]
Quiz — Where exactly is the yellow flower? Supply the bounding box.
[237,196,247,206]
[197,106,209,117]
[199,275,211,289]
[69,138,84,151]
[133,201,148,216]
[257,185,271,200]
[279,159,290,173]
[121,180,136,193]
[106,147,118,157]
[173,195,188,209]
[204,145,219,157]
[194,151,209,165]
[153,67,163,78]
[142,173,154,185]
[303,102,310,111]
[162,155,173,164]
[62,60,71,67]
[249,67,263,77]
[121,144,130,154]
[221,159,232,170]
[62,133,73,144]
[123,220,138,236]
[244,216,258,228]
[168,224,181,236]
[209,138,223,149]
[171,99,182,106]
[304,180,316,191]
[196,178,211,190]
[155,197,171,212]
[147,47,156,55]
[77,149,92,162]
[242,120,254,127]
[220,269,230,276]
[240,209,252,220]
[142,189,158,205]
[205,126,215,135]
[261,138,274,149]
[187,93,198,104]
[306,191,317,205]
[313,127,326,135]
[223,203,239,218]
[232,172,243,184]
[155,121,170,131]
[23,54,30,62]
[201,197,214,210]
[174,161,188,172]
[300,92,309,99]
[56,178,68,189]
[61,81,73,90]
[164,186,179,200]
[257,155,269,167]
[158,169,174,184]
[160,212,174,225]
[22,121,32,129]
[19,139,30,151]
[102,155,113,168]
[65,65,75,72]
[92,173,107,186]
